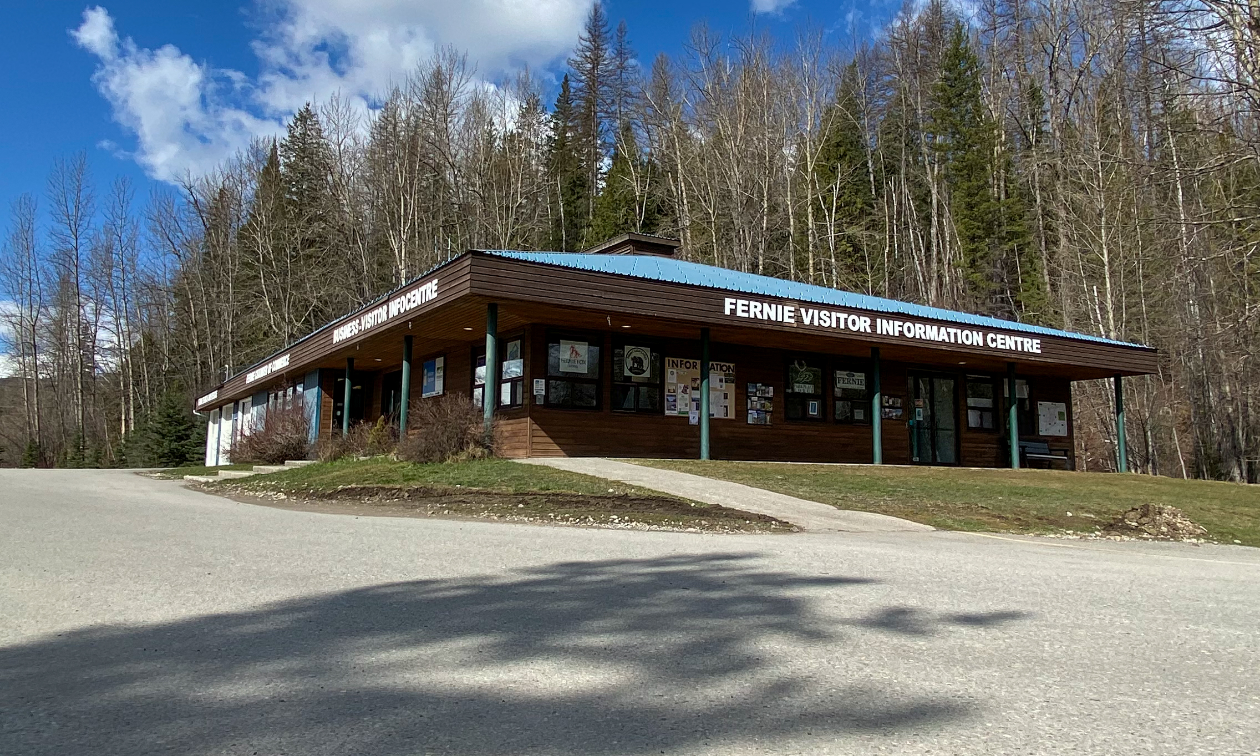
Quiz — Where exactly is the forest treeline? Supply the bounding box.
[0,0,1256,479]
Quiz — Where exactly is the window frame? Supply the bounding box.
[965,374,998,432]
[611,338,665,414]
[832,363,871,425]
[471,349,487,410]
[784,355,827,422]
[544,330,604,411]
[498,337,525,409]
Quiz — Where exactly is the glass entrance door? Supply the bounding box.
[909,374,958,465]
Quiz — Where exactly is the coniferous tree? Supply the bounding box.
[568,2,613,245]
[142,390,203,467]
[590,127,665,241]
[547,75,590,251]
[930,23,1002,312]
[816,63,875,291]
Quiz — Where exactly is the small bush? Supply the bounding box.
[314,418,397,462]
[396,394,495,464]
[234,400,311,464]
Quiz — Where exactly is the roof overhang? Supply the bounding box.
[195,251,1158,411]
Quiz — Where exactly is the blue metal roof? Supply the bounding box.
[483,250,1146,349]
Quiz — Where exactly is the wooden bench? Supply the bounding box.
[1019,440,1072,469]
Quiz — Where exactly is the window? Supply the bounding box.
[546,334,602,409]
[966,376,996,430]
[833,367,870,424]
[785,358,824,420]
[612,343,663,413]
[499,339,523,408]
[472,352,486,410]
[1002,378,1034,432]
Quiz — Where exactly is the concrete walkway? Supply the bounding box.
[515,457,933,533]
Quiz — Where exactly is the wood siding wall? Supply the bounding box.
[312,320,1075,468]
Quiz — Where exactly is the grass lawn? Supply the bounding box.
[631,460,1260,546]
[203,457,792,533]
[147,463,254,480]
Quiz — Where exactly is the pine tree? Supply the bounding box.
[590,126,664,242]
[568,2,613,245]
[816,63,875,290]
[547,75,590,251]
[143,390,203,468]
[21,439,41,468]
[930,22,1002,312]
[279,105,335,332]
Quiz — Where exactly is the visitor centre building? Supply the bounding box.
[195,234,1157,470]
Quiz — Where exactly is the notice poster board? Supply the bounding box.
[421,356,445,398]
[746,383,774,425]
[665,357,735,419]
[1037,401,1068,437]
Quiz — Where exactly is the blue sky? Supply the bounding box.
[0,0,903,216]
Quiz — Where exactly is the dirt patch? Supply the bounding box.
[1104,504,1209,541]
[205,483,796,534]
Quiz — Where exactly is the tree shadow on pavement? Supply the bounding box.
[1,553,1029,755]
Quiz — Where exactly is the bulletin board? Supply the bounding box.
[665,357,735,420]
[1037,401,1068,437]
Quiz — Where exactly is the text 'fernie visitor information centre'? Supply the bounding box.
[195,234,1157,469]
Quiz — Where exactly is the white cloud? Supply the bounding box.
[751,0,796,13]
[73,1,592,182]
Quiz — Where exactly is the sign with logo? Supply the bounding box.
[559,340,589,373]
[623,345,651,378]
[835,371,866,392]
[788,361,822,395]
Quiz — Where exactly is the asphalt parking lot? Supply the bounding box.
[2,469,1258,755]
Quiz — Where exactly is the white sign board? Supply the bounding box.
[558,340,589,373]
[835,371,866,392]
[1037,401,1068,437]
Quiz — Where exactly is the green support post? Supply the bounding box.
[871,347,883,465]
[399,335,413,437]
[699,327,711,461]
[483,303,498,441]
[1007,362,1019,469]
[1114,374,1128,473]
[342,357,353,437]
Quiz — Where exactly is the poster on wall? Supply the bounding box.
[559,340,589,373]
[421,356,445,398]
[1037,401,1068,436]
[746,383,774,425]
[788,362,823,395]
[665,357,735,419]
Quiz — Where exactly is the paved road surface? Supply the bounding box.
[1,469,1257,755]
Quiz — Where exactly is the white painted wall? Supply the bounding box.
[204,408,220,466]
